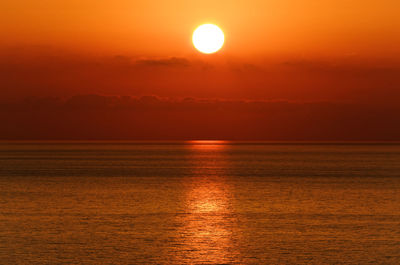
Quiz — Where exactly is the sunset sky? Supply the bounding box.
[1,0,399,140]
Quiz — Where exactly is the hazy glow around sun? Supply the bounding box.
[192,24,224,54]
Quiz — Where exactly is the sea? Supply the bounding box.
[0,141,399,264]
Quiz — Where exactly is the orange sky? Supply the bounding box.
[2,0,399,57]
[1,0,400,140]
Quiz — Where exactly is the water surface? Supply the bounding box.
[0,142,400,264]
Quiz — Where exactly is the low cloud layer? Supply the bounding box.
[1,95,399,140]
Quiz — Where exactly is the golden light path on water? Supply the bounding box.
[174,140,240,264]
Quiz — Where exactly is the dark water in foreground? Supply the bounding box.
[0,142,400,264]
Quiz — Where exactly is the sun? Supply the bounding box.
[192,24,225,54]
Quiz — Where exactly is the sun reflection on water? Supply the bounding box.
[174,141,240,264]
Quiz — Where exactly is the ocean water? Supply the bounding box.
[0,142,400,264]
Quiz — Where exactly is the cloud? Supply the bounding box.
[1,47,400,104]
[1,95,399,141]
[135,57,190,67]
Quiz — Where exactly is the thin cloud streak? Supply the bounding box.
[1,48,400,104]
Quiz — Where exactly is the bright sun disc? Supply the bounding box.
[192,24,224,54]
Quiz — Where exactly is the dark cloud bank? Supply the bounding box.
[1,95,399,141]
